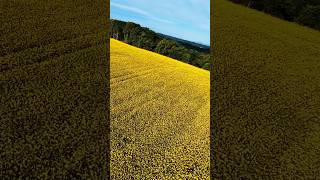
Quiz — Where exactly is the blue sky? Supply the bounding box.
[110,0,210,46]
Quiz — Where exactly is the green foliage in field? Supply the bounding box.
[212,0,320,178]
[1,0,108,178]
[110,19,210,70]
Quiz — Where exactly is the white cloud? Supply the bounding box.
[149,17,174,24]
[111,2,148,16]
[111,2,174,24]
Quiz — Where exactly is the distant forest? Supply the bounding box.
[229,0,320,30]
[110,19,210,70]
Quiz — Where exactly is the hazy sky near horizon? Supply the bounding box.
[110,0,210,46]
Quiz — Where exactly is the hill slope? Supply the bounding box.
[157,33,210,53]
[110,19,210,70]
[1,1,108,178]
[212,0,320,178]
[110,39,210,179]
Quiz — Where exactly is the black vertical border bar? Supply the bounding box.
[210,0,219,179]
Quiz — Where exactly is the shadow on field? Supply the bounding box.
[1,0,108,178]
[212,0,320,179]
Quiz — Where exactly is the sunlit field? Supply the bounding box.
[212,0,320,178]
[110,39,210,179]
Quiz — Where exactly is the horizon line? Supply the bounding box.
[110,18,210,47]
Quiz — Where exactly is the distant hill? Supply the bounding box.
[157,33,210,53]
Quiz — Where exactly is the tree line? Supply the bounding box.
[229,0,320,30]
[110,19,210,70]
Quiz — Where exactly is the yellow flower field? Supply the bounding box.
[212,0,320,178]
[110,38,210,179]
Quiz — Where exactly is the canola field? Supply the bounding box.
[212,0,320,178]
[1,0,108,178]
[110,38,210,179]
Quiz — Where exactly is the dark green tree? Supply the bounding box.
[295,5,320,30]
[123,22,139,43]
[110,20,125,40]
[228,0,320,30]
